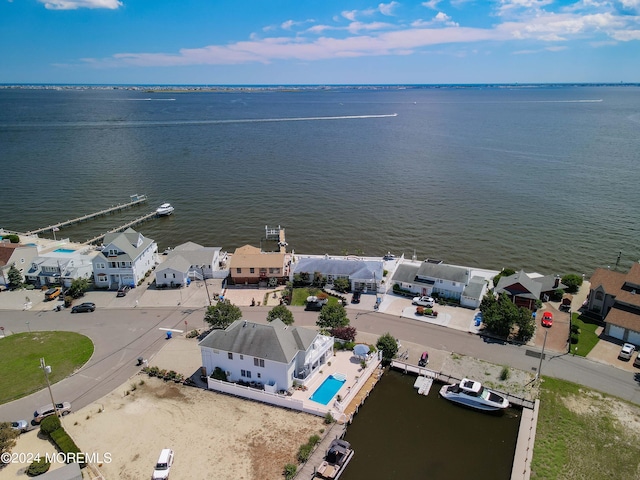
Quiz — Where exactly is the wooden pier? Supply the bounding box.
[82,211,158,245]
[26,194,148,235]
[390,360,536,410]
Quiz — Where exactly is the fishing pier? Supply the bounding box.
[25,194,148,235]
[82,211,158,245]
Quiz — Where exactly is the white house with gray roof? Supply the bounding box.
[291,255,383,293]
[155,241,228,288]
[199,319,333,392]
[391,260,494,309]
[92,228,157,289]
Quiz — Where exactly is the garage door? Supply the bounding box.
[607,324,625,341]
[627,329,640,345]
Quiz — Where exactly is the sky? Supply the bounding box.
[1,0,639,85]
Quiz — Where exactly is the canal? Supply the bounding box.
[340,369,521,480]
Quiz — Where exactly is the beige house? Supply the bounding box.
[229,245,290,286]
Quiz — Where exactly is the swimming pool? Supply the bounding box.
[54,248,75,253]
[309,374,346,405]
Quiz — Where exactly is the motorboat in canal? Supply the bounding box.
[156,203,174,216]
[317,439,354,479]
[439,378,509,412]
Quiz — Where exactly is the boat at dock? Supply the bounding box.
[439,378,509,411]
[316,439,354,479]
[156,203,174,216]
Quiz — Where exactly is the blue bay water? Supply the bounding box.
[1,85,638,276]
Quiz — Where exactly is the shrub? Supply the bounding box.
[297,443,312,463]
[330,326,357,342]
[308,434,320,446]
[570,324,581,334]
[211,367,228,381]
[416,306,424,315]
[570,334,579,344]
[500,366,510,381]
[284,463,297,480]
[324,412,335,424]
[26,457,50,476]
[40,415,61,435]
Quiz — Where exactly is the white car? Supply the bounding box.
[152,449,174,480]
[33,402,72,423]
[618,343,636,360]
[412,296,435,307]
[11,420,28,433]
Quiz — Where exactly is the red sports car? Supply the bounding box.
[541,311,553,327]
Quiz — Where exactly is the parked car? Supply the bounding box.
[11,420,28,433]
[71,302,95,313]
[412,296,434,307]
[634,353,640,368]
[618,343,636,360]
[305,295,327,311]
[44,287,62,301]
[351,291,361,304]
[33,402,72,423]
[152,448,174,480]
[116,286,131,297]
[541,311,553,327]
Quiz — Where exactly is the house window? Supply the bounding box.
[250,268,255,274]
[254,358,265,367]
[172,273,176,278]
[228,352,233,360]
[164,274,167,278]
[439,279,443,283]
[595,291,604,301]
[246,371,252,379]
[236,268,242,274]
[96,263,106,269]
[452,282,456,286]
[241,369,246,377]
[269,268,281,274]
[240,354,244,360]
[257,373,261,379]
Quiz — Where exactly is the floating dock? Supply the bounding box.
[413,375,435,396]
[26,194,148,235]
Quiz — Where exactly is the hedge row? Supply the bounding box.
[39,416,84,468]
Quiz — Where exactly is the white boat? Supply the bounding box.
[439,378,509,411]
[156,203,174,216]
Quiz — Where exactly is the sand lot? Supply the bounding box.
[61,377,326,480]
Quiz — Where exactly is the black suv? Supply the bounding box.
[71,302,96,313]
[351,291,361,304]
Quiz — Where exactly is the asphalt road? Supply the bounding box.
[1,303,639,427]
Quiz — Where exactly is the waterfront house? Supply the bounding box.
[25,249,96,288]
[228,244,289,286]
[290,255,383,293]
[155,242,228,288]
[390,260,491,308]
[199,318,334,392]
[0,242,38,288]
[586,263,640,344]
[494,270,565,310]
[92,228,157,289]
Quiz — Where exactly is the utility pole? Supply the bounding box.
[40,357,59,418]
[536,330,548,382]
[201,266,212,306]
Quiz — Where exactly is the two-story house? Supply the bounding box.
[391,260,491,308]
[92,228,157,289]
[587,263,640,344]
[25,249,96,288]
[199,318,334,392]
[0,242,38,288]
[229,244,289,286]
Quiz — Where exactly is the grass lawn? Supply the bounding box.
[531,376,640,479]
[0,331,94,405]
[571,313,601,357]
[291,287,340,307]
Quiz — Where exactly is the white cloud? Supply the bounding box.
[433,12,459,27]
[421,1,442,9]
[378,1,399,16]
[39,0,122,9]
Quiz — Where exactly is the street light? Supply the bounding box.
[40,357,59,418]
[536,329,548,381]
[201,265,212,306]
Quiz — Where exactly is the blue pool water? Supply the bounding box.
[310,375,346,405]
[54,248,75,253]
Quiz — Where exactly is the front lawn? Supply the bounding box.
[532,376,640,479]
[0,331,94,404]
[570,313,601,357]
[291,287,340,307]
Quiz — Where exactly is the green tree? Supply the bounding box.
[7,265,22,289]
[492,268,516,287]
[561,274,583,294]
[481,293,517,338]
[204,300,242,329]
[514,307,535,342]
[332,277,350,293]
[0,422,20,458]
[376,333,398,363]
[68,278,90,298]
[266,305,294,325]
[317,303,349,330]
[312,271,325,288]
